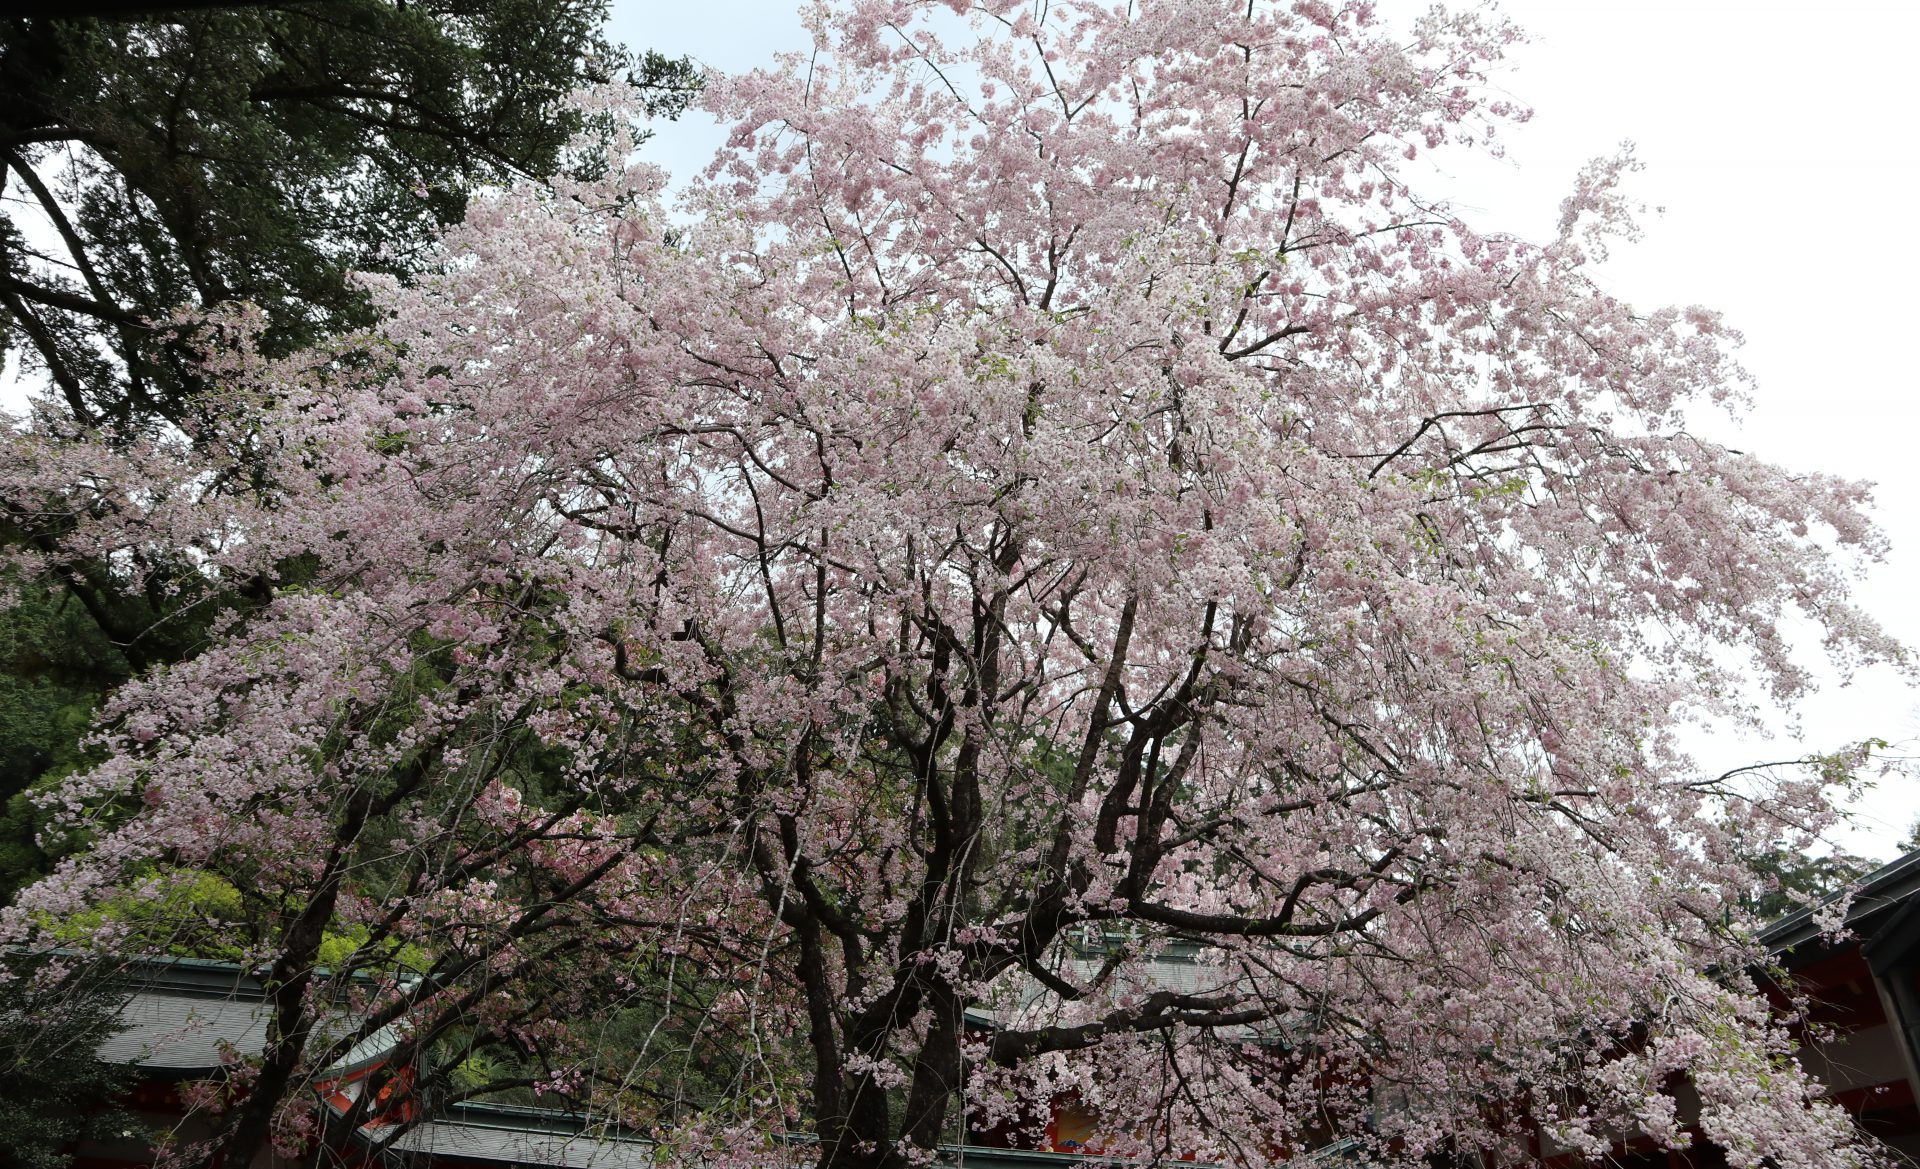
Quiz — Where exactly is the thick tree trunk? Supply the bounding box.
[900,980,965,1153]
[199,785,377,1169]
[206,909,333,1169]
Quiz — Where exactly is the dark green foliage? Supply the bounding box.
[0,585,123,787]
[0,953,138,1169]
[0,1,699,432]
[0,586,131,899]
[0,565,251,899]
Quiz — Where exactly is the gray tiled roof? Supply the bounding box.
[377,1112,659,1168]
[96,956,389,1076]
[98,988,268,1071]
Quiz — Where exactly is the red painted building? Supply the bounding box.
[1759,851,1920,1165]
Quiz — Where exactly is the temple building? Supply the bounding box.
[61,852,1920,1168]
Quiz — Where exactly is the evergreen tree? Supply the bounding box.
[1,1,698,432]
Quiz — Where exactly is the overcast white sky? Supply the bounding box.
[612,0,1920,858]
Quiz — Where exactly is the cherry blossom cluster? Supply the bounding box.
[0,1,1901,1166]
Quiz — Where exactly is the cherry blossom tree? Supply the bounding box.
[0,0,1902,1166]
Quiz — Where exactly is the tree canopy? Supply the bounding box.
[0,0,698,433]
[0,1,1903,1167]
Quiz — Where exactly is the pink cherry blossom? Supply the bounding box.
[0,2,1902,1167]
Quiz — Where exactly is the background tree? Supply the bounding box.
[1739,844,1876,921]
[0,0,698,896]
[0,1,1905,1168]
[0,0,698,433]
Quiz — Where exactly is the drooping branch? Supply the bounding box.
[988,990,1271,1064]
